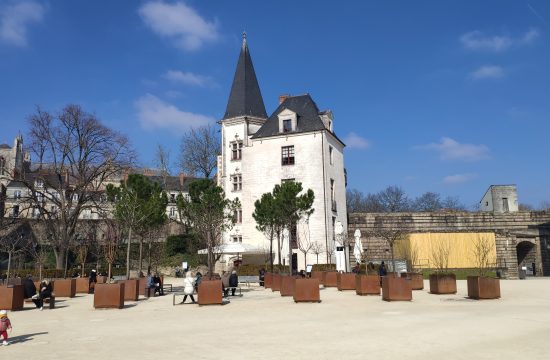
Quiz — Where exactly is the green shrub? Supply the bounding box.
[237,264,290,275]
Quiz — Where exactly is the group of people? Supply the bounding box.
[23,275,53,311]
[147,272,165,296]
[221,270,239,297]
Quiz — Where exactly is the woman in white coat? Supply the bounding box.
[180,271,196,304]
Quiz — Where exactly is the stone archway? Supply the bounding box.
[516,240,537,276]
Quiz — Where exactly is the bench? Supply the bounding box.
[238,276,260,287]
[224,286,242,297]
[162,283,173,292]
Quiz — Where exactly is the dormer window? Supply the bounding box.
[283,119,292,133]
[35,179,44,188]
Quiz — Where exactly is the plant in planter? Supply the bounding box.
[468,235,500,299]
[429,238,456,294]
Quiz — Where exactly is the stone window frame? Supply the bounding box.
[281,146,295,166]
[230,140,243,161]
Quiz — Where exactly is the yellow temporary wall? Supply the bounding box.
[398,232,497,269]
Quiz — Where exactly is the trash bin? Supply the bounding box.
[519,269,526,280]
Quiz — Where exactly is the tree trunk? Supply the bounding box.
[207,230,213,280]
[81,262,85,277]
[64,248,69,278]
[304,252,307,271]
[126,228,132,279]
[108,262,112,280]
[316,253,319,264]
[139,239,143,273]
[288,225,293,275]
[276,231,281,266]
[390,243,396,277]
[54,248,65,270]
[39,263,43,281]
[7,251,12,281]
[269,233,274,273]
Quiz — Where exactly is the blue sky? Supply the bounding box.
[1,0,549,208]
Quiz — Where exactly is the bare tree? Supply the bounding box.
[297,219,314,270]
[25,105,133,271]
[326,237,335,265]
[0,223,30,280]
[431,238,451,273]
[154,144,171,188]
[311,242,324,264]
[28,222,52,280]
[101,220,122,280]
[395,237,419,272]
[378,185,410,212]
[179,124,220,178]
[367,228,408,274]
[471,235,493,277]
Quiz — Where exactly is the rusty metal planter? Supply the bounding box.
[429,274,457,294]
[323,271,338,287]
[337,273,356,291]
[467,276,501,299]
[94,283,125,309]
[264,273,273,288]
[382,276,412,301]
[310,271,324,285]
[293,278,321,303]
[271,274,282,292]
[198,280,223,305]
[403,273,424,290]
[53,279,76,298]
[0,285,24,311]
[280,276,298,296]
[118,279,139,301]
[355,275,380,295]
[97,276,107,284]
[76,278,90,294]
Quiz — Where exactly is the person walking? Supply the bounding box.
[0,310,12,346]
[180,272,196,304]
[89,269,98,293]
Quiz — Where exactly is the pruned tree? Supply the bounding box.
[73,220,98,277]
[311,242,324,265]
[297,218,313,270]
[431,238,451,273]
[179,124,220,178]
[25,104,133,271]
[471,235,493,277]
[0,223,30,280]
[395,236,419,272]
[367,228,408,274]
[177,179,239,279]
[28,221,52,280]
[101,219,122,280]
[326,236,335,265]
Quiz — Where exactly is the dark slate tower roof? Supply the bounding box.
[223,34,267,120]
[252,94,326,138]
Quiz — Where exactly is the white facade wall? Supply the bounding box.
[220,122,347,270]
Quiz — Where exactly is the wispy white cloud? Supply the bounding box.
[138,1,219,51]
[443,173,477,185]
[460,28,539,52]
[416,137,490,162]
[470,65,505,80]
[163,70,215,87]
[0,0,45,46]
[343,132,370,149]
[135,94,214,134]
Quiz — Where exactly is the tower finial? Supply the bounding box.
[242,31,247,46]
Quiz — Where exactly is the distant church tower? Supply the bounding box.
[219,34,348,271]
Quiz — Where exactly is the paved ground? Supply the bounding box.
[2,278,549,359]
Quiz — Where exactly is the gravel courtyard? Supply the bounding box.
[2,278,549,359]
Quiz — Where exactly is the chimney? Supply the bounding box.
[179,172,185,186]
[279,94,290,104]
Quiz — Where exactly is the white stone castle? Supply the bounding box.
[217,36,348,271]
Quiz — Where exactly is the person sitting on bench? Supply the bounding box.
[152,273,164,296]
[229,270,239,296]
[35,279,53,310]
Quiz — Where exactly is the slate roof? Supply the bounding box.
[0,144,11,149]
[147,175,203,192]
[222,37,267,120]
[251,94,342,142]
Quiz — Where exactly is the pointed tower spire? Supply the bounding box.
[223,34,267,120]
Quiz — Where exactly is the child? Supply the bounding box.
[0,310,12,346]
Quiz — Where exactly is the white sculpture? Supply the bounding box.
[353,229,363,264]
[334,221,346,272]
